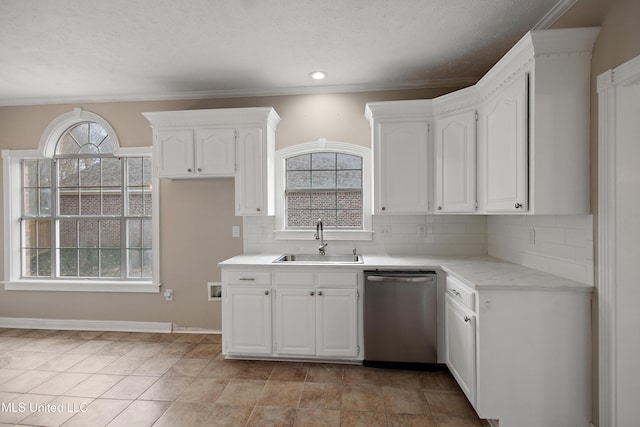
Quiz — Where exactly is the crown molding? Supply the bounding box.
[532,0,578,30]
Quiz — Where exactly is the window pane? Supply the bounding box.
[23,220,37,248]
[101,158,121,186]
[59,219,78,247]
[142,249,152,278]
[79,220,99,248]
[56,134,81,155]
[58,159,79,187]
[59,190,79,215]
[287,192,310,210]
[127,249,142,278]
[39,160,51,186]
[23,249,38,276]
[142,158,152,186]
[337,153,362,170]
[311,210,337,227]
[80,191,101,215]
[287,209,312,228]
[311,192,337,209]
[23,189,39,216]
[337,170,362,188]
[102,192,122,215]
[89,122,108,147]
[100,220,121,248]
[23,160,39,187]
[98,135,114,154]
[127,191,144,216]
[38,249,52,276]
[286,154,311,170]
[79,158,101,187]
[79,249,99,276]
[69,123,89,145]
[128,158,142,186]
[337,192,362,209]
[143,190,152,216]
[37,220,51,248]
[128,219,142,248]
[142,219,152,247]
[311,171,336,188]
[39,188,51,215]
[311,153,336,170]
[337,209,362,228]
[100,249,120,277]
[78,144,100,155]
[287,171,311,189]
[59,249,78,276]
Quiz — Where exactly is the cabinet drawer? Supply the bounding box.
[318,271,358,288]
[226,271,271,286]
[274,272,314,287]
[446,276,475,311]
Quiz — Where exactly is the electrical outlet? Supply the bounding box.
[380,225,392,237]
[232,225,240,237]
[164,289,173,301]
[418,225,427,236]
[528,228,536,245]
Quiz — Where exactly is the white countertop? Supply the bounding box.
[219,253,593,292]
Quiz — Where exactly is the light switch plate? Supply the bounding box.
[232,226,240,237]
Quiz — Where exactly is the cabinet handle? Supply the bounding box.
[381,206,386,211]
[310,291,315,296]
[197,168,202,172]
[239,277,255,281]
[256,207,261,212]
[318,291,323,296]
[515,202,522,209]
[264,290,270,295]
[437,206,442,211]
[187,168,192,172]
[464,316,471,323]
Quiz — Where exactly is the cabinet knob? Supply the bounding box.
[464,316,471,323]
[264,290,270,295]
[515,202,522,209]
[197,168,202,172]
[310,291,315,296]
[256,208,261,212]
[437,206,442,211]
[381,206,386,211]
[318,291,323,296]
[187,168,192,172]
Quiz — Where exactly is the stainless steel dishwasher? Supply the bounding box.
[363,270,438,368]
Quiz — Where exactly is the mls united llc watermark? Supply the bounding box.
[1,401,89,414]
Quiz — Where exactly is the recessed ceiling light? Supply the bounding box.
[309,71,327,80]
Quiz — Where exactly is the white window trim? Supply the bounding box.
[2,108,160,293]
[274,138,373,241]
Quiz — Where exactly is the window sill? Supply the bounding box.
[274,229,374,241]
[3,280,160,293]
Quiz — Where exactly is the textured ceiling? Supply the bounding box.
[0,0,573,105]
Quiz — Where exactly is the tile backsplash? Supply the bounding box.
[243,214,488,257]
[487,215,594,285]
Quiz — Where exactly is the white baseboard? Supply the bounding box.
[0,317,172,333]
[172,324,221,335]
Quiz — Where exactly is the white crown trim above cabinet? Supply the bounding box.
[143,107,280,216]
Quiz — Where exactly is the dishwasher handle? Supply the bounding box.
[367,275,435,283]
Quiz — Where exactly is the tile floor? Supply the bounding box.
[0,328,484,426]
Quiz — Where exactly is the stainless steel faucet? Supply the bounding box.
[315,218,328,255]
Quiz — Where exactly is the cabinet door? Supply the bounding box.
[196,128,236,176]
[156,129,195,178]
[484,73,528,212]
[316,288,358,358]
[435,110,477,213]
[275,289,316,356]
[236,127,265,215]
[375,121,430,213]
[445,294,476,406]
[226,287,272,355]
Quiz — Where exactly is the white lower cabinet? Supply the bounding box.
[445,293,476,406]
[225,286,272,355]
[223,268,361,361]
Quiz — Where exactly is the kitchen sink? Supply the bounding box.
[273,253,363,264]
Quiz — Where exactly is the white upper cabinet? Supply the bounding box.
[365,100,432,214]
[476,27,599,214]
[483,74,528,212]
[434,106,477,213]
[143,107,280,215]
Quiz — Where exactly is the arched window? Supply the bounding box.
[3,109,156,292]
[274,139,373,241]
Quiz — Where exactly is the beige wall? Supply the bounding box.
[0,87,456,331]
